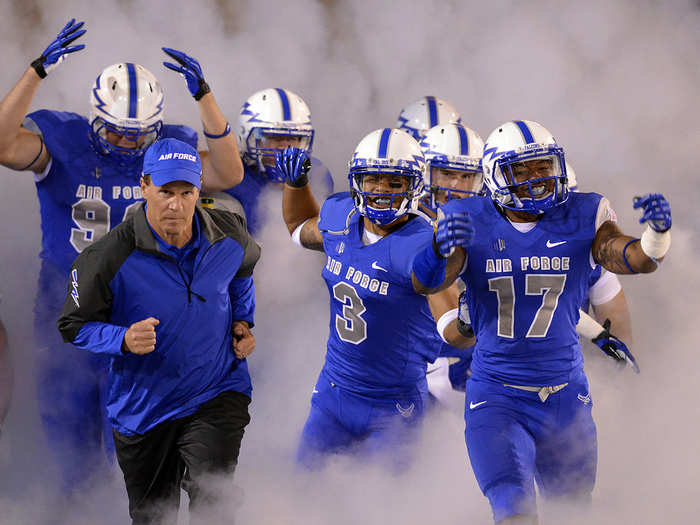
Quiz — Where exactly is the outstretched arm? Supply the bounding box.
[592,193,671,274]
[162,47,243,192]
[427,283,475,349]
[279,147,324,251]
[0,18,86,173]
[412,209,472,294]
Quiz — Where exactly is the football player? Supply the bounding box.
[0,19,242,493]
[278,128,456,471]
[411,120,671,523]
[419,123,485,409]
[396,96,462,141]
[211,88,333,235]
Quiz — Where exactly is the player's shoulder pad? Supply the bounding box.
[388,214,434,279]
[318,192,356,233]
[23,110,87,137]
[440,195,490,217]
[162,124,198,149]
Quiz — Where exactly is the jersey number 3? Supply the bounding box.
[332,282,368,344]
[488,274,567,338]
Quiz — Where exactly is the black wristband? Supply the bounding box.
[286,172,309,188]
[31,57,48,79]
[457,318,474,339]
[194,79,211,101]
[285,158,311,188]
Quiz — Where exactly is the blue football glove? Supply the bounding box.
[434,209,475,257]
[633,193,671,233]
[592,319,640,374]
[31,18,86,79]
[275,147,311,187]
[162,47,210,100]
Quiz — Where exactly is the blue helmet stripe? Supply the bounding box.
[126,63,138,119]
[377,128,391,158]
[275,88,291,120]
[457,124,469,155]
[427,96,438,128]
[514,120,534,144]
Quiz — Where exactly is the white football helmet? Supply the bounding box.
[420,123,485,208]
[396,96,462,141]
[89,63,164,160]
[238,88,314,181]
[482,120,568,214]
[566,160,578,191]
[348,128,425,225]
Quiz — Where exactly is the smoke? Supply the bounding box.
[0,0,699,523]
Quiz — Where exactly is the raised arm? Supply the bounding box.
[0,18,85,173]
[592,194,672,274]
[161,48,243,192]
[279,147,324,252]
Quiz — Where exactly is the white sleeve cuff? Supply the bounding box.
[588,270,622,306]
[437,308,459,344]
[34,157,52,183]
[291,219,310,247]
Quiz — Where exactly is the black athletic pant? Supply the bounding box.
[113,390,251,525]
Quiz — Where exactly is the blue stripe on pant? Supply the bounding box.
[464,371,597,522]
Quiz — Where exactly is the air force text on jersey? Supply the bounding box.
[325,255,390,296]
[485,256,571,273]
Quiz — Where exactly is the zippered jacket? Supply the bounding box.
[58,203,260,435]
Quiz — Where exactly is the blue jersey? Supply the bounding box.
[225,157,333,235]
[442,192,605,385]
[26,110,197,273]
[317,193,441,397]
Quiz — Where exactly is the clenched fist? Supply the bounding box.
[123,317,159,355]
[232,321,255,359]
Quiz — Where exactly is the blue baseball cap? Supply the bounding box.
[143,138,202,189]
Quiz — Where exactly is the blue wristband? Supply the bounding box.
[203,122,231,139]
[412,242,447,288]
[622,238,640,274]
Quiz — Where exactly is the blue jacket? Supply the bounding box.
[57,203,260,435]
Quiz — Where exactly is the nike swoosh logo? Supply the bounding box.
[469,400,487,409]
[546,240,567,248]
[371,261,387,272]
[312,389,319,394]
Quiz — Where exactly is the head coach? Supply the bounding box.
[57,137,260,524]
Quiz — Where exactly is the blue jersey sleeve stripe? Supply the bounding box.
[275,88,292,121]
[514,120,535,144]
[427,96,438,128]
[377,128,392,158]
[458,123,469,155]
[126,63,138,119]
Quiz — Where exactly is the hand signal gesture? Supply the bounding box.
[162,47,210,100]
